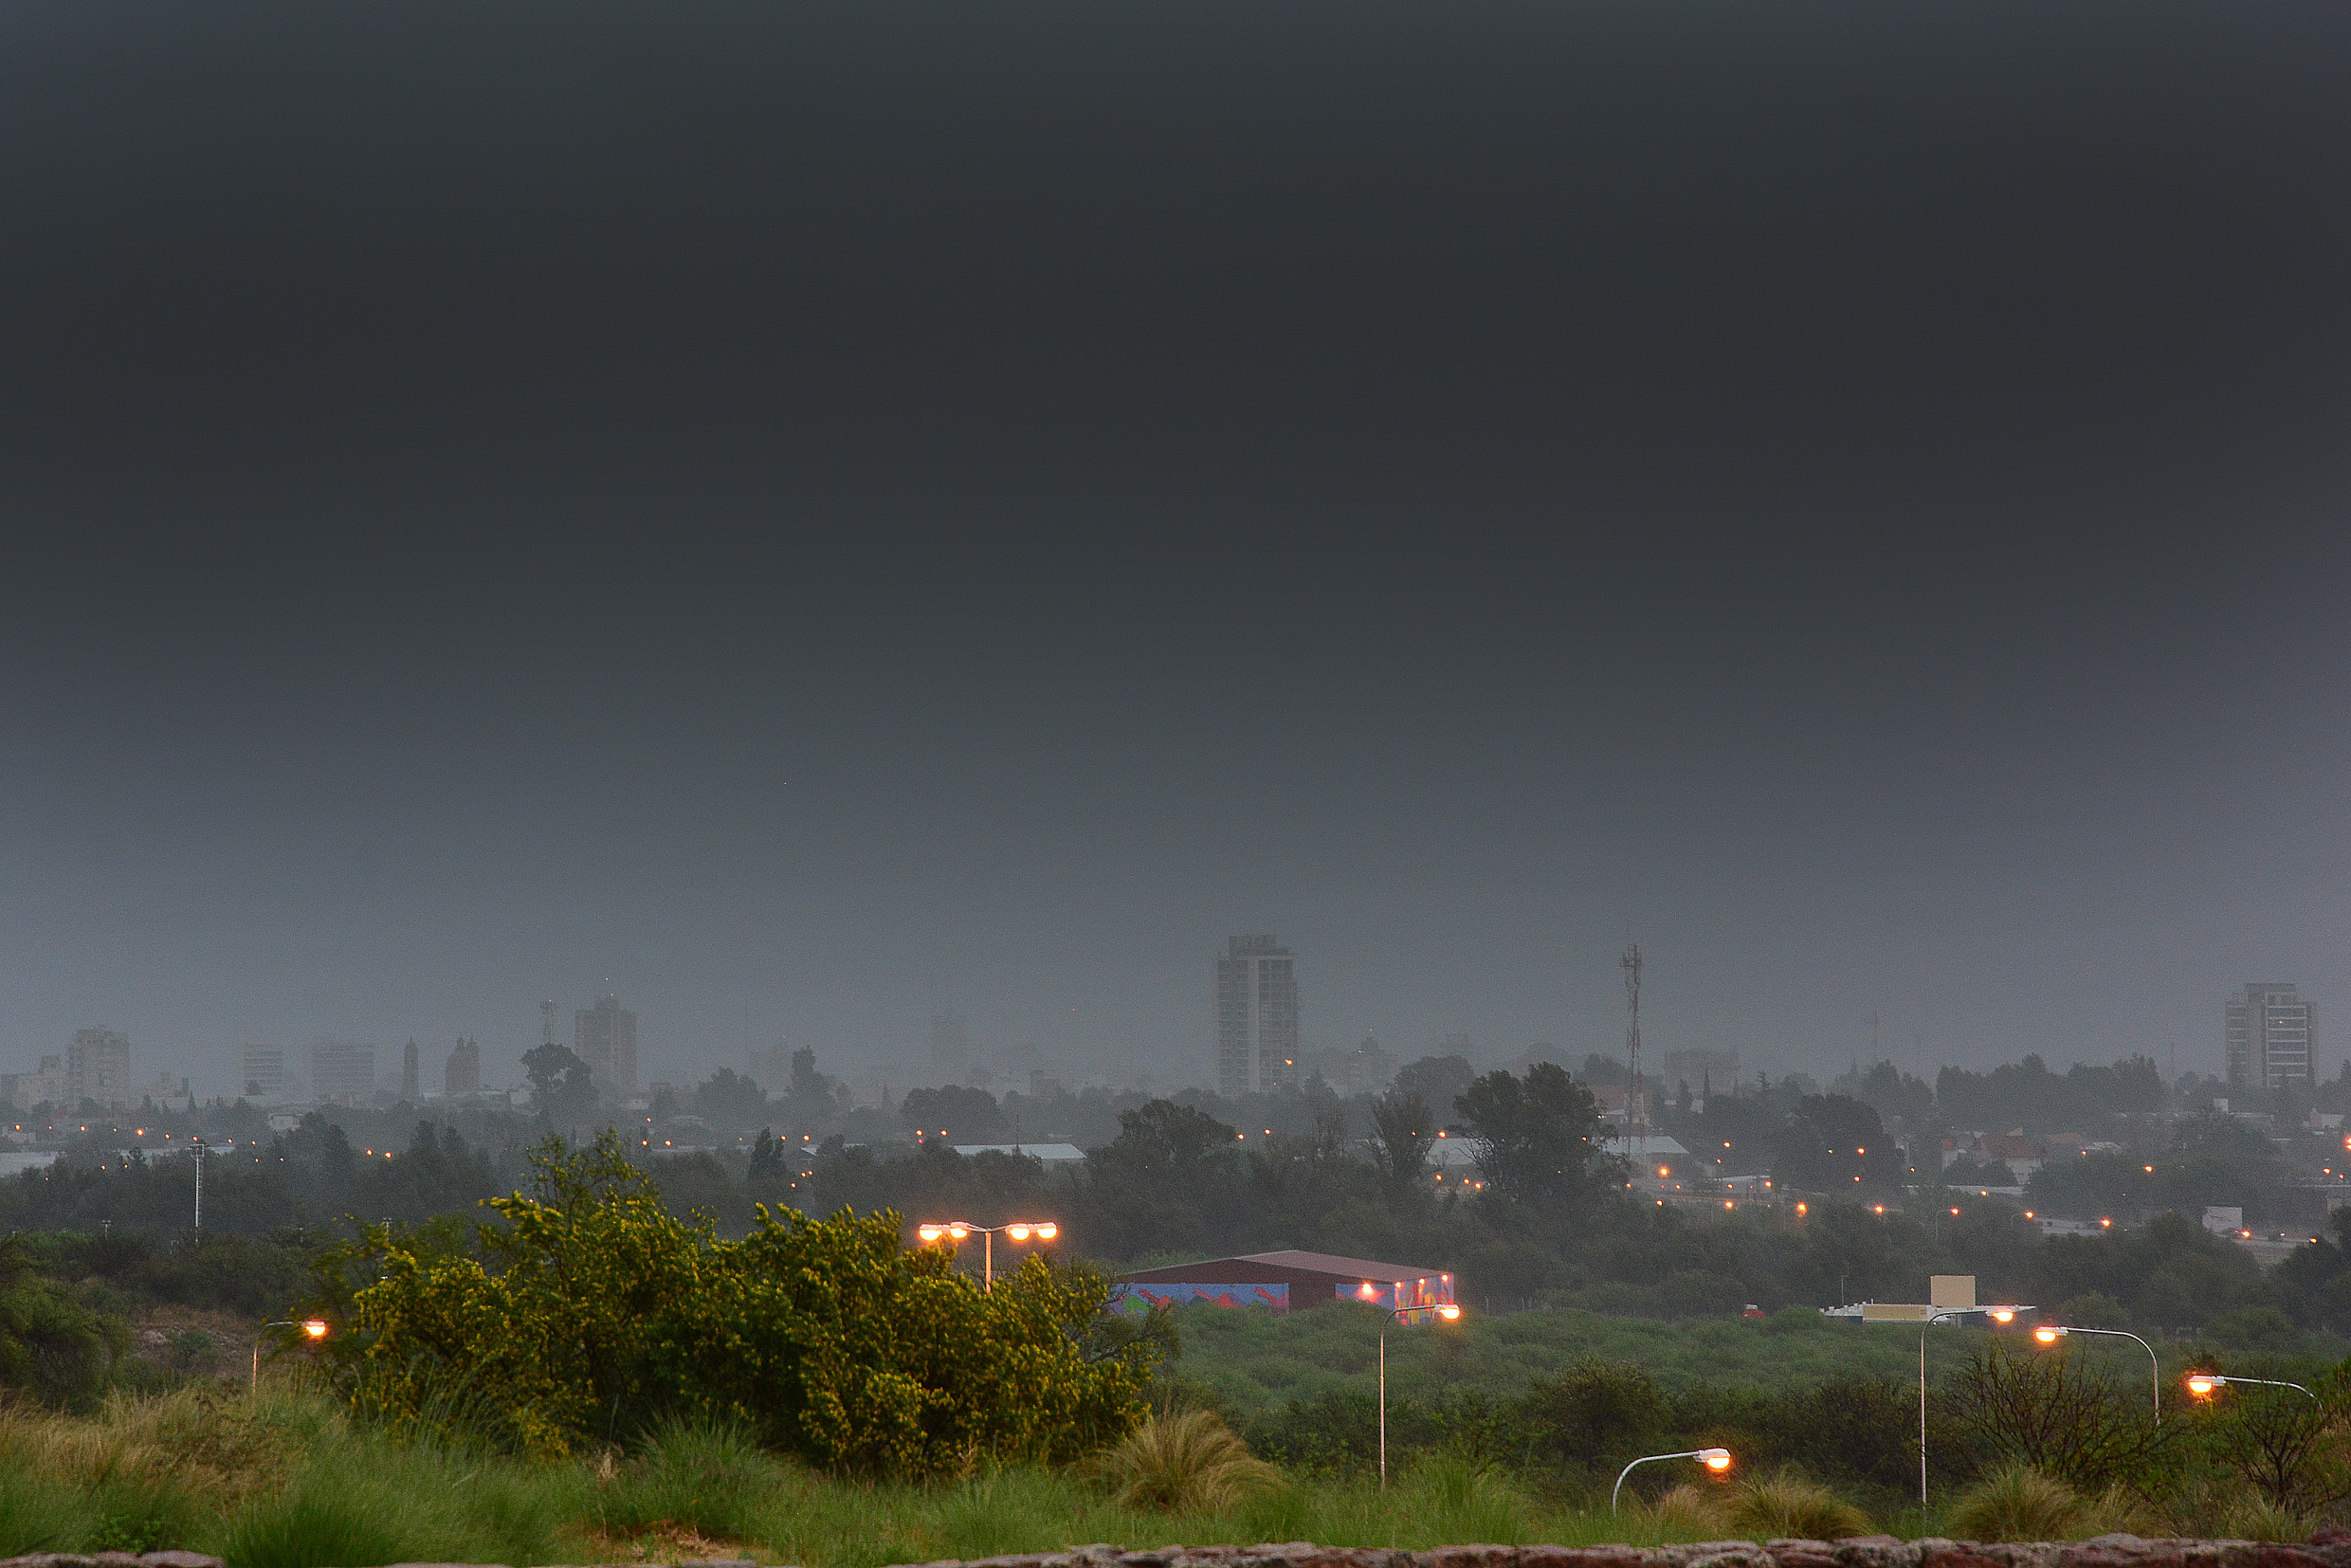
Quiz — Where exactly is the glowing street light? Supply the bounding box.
[1613,1448,1734,1515]
[913,1219,1058,1290]
[2034,1324,2162,1422]
[251,1318,330,1395]
[2187,1373,2317,1401]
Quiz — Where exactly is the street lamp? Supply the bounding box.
[1379,1302,1463,1488]
[1613,1448,1734,1515]
[2033,1324,2162,1423]
[2187,1373,2318,1401]
[252,1318,329,1395]
[913,1219,1058,1290]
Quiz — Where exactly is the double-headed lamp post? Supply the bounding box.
[914,1220,1058,1291]
[2034,1324,2162,1422]
[1613,1448,1734,1516]
[2188,1373,2318,1401]
[252,1318,328,1395]
[1378,1301,1462,1488]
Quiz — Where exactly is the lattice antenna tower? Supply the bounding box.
[1621,943,1645,1140]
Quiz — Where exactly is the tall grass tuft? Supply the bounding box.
[1086,1409,1283,1513]
[1645,1482,1728,1539]
[596,1418,793,1543]
[1396,1455,1531,1545]
[1721,1472,1870,1541]
[1946,1465,2083,1541]
[2220,1492,2308,1542]
[215,1481,414,1568]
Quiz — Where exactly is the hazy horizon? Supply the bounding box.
[4,3,2346,1103]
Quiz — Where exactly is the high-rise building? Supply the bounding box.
[1,1055,65,1111]
[575,994,638,1097]
[1213,935,1301,1098]
[2226,982,2314,1089]
[444,1037,481,1096]
[402,1040,420,1101]
[308,1039,375,1105]
[67,1028,131,1109]
[241,1043,287,1102]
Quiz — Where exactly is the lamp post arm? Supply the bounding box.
[251,1320,295,1397]
[2073,1327,2161,1424]
[2230,1376,2319,1400]
[1613,1450,1706,1517]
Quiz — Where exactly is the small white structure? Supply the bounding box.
[952,1142,1086,1163]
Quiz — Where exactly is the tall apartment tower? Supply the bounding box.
[401,1040,420,1101]
[575,994,638,1096]
[66,1028,131,1109]
[1213,935,1301,1098]
[2226,982,2314,1089]
[241,1043,287,1102]
[308,1039,375,1104]
[444,1037,481,1096]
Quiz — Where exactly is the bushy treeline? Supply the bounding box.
[1239,1332,2351,1524]
[10,1085,2351,1340]
[0,1113,520,1235]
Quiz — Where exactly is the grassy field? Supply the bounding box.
[1170,1303,1994,1415]
[0,1383,1957,1568]
[1165,1301,2342,1418]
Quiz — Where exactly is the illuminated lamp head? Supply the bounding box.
[1989,1308,2016,1324]
[301,1320,330,1339]
[2033,1325,2067,1345]
[1436,1304,1462,1320]
[1702,1448,1733,1471]
[1005,1224,1030,1241]
[2187,1375,2219,1397]
[1035,1222,1057,1240]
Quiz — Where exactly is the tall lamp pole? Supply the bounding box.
[914,1219,1059,1291]
[2034,1324,2162,1423]
[1379,1301,1462,1487]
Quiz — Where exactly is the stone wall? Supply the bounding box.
[10,1540,2350,1568]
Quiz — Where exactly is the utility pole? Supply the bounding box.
[1622,944,1646,1141]
[191,1136,204,1238]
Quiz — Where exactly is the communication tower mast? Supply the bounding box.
[1622,944,1646,1140]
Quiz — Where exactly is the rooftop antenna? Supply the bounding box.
[1622,944,1646,1143]
[540,999,556,1047]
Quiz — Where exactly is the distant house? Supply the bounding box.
[1114,1249,1455,1317]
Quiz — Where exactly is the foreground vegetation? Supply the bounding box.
[0,1377,2342,1568]
[9,1134,2351,1566]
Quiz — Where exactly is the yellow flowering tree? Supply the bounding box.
[332,1131,1156,1473]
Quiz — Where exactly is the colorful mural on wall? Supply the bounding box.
[1107,1282,1291,1314]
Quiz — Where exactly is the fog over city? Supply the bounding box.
[3,2,2348,1105]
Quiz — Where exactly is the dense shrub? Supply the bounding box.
[335,1132,1161,1474]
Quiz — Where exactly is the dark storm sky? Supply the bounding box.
[3,2,2347,1097]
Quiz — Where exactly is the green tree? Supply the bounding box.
[1367,1089,1434,1192]
[521,1042,598,1128]
[1453,1064,1617,1212]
